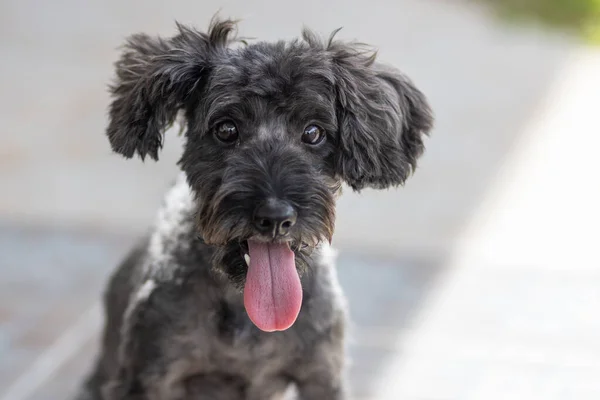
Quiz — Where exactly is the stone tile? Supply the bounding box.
[346,345,405,399]
[409,267,600,349]
[337,253,442,331]
[0,223,132,394]
[27,333,101,400]
[363,262,600,399]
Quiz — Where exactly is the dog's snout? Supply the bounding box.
[253,199,297,237]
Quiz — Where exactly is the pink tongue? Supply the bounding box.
[243,240,303,332]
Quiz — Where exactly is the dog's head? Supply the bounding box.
[106,18,433,331]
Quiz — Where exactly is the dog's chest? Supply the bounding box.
[209,300,299,366]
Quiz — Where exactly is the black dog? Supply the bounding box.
[76,18,433,400]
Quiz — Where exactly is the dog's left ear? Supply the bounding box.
[107,20,236,160]
[332,47,434,191]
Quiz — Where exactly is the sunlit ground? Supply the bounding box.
[372,49,600,399]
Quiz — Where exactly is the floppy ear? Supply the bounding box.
[331,45,434,191]
[107,20,236,160]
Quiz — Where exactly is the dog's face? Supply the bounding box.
[106,19,433,331]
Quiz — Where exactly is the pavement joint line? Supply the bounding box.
[0,302,101,400]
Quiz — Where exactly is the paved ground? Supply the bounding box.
[1,0,600,399]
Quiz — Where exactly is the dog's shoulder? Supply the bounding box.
[112,173,207,329]
[144,173,198,279]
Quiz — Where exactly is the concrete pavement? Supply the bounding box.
[1,0,599,399]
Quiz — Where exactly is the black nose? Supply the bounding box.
[253,199,297,237]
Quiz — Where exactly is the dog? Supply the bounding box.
[75,17,433,400]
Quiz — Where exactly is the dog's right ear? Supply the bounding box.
[107,19,236,160]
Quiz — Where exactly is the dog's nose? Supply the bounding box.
[253,199,297,237]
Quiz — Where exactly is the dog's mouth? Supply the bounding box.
[238,239,308,256]
[237,238,306,333]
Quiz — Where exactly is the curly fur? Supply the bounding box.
[76,17,433,400]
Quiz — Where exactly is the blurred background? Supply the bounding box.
[1,0,599,399]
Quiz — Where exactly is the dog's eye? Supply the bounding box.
[214,121,239,143]
[302,124,326,145]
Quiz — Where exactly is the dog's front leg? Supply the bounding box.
[293,353,347,400]
[296,379,347,400]
[101,279,192,400]
[292,317,348,400]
